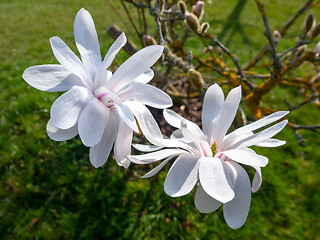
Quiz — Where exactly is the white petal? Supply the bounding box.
[107,45,164,92]
[74,8,101,78]
[78,98,110,147]
[89,111,117,168]
[164,154,200,197]
[180,119,207,142]
[22,65,83,92]
[163,109,185,128]
[251,165,262,192]
[141,156,173,178]
[222,131,254,151]
[202,83,224,136]
[199,157,234,203]
[234,120,288,149]
[46,119,78,141]
[134,69,154,84]
[114,119,133,168]
[222,148,268,167]
[118,82,172,109]
[208,86,242,147]
[132,144,163,152]
[223,161,251,229]
[194,183,222,213]
[115,104,138,133]
[255,138,286,147]
[128,148,187,164]
[50,86,93,129]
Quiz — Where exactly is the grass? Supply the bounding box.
[0,0,320,239]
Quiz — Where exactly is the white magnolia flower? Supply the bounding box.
[129,84,288,229]
[22,8,172,168]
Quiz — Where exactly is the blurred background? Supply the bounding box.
[0,0,319,239]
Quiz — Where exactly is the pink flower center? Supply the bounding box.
[97,92,114,108]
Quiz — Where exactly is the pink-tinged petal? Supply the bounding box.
[194,183,222,213]
[208,86,242,147]
[181,119,207,142]
[94,86,123,106]
[114,119,133,168]
[128,149,188,164]
[222,148,268,167]
[115,104,138,133]
[78,98,110,147]
[199,157,234,203]
[132,144,163,152]
[251,165,262,192]
[202,83,224,136]
[22,65,84,92]
[50,86,93,129]
[74,8,101,78]
[234,120,288,149]
[223,161,251,229]
[46,119,78,141]
[118,82,172,109]
[49,36,92,89]
[107,45,164,92]
[164,154,200,197]
[141,156,173,178]
[89,111,117,168]
[255,138,286,147]
[134,69,154,84]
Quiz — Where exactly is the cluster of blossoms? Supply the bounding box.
[23,9,288,229]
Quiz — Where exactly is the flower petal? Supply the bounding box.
[78,98,110,147]
[118,82,172,109]
[132,144,163,152]
[74,8,101,78]
[223,161,251,229]
[194,183,222,213]
[22,65,83,92]
[251,165,262,193]
[46,119,78,141]
[164,154,200,197]
[202,83,224,136]
[255,138,286,147]
[128,149,187,164]
[107,45,164,92]
[141,156,173,178]
[180,119,207,142]
[199,156,234,203]
[222,148,268,167]
[50,86,93,129]
[89,111,117,168]
[134,69,154,84]
[115,104,138,133]
[113,119,133,168]
[163,109,185,128]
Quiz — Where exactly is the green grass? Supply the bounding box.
[0,0,320,239]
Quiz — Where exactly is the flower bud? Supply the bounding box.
[185,12,201,33]
[200,22,210,34]
[303,13,315,33]
[178,1,187,15]
[143,35,157,46]
[232,108,247,129]
[311,22,320,39]
[187,69,204,90]
[310,73,320,84]
[159,0,165,15]
[273,30,281,40]
[296,45,307,57]
[192,1,205,20]
[315,41,320,57]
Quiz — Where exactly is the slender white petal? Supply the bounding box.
[128,149,188,164]
[46,119,78,141]
[94,69,112,91]
[194,183,222,213]
[222,131,254,150]
[181,119,207,142]
[78,98,110,147]
[50,86,93,129]
[89,111,117,168]
[199,157,235,203]
[255,139,286,147]
[223,161,251,229]
[107,45,164,92]
[202,83,224,135]
[114,119,133,168]
[74,8,101,78]
[141,156,173,178]
[132,144,163,152]
[208,86,242,147]
[164,155,200,197]
[251,165,262,193]
[222,148,268,167]
[22,65,83,92]
[234,120,288,149]
[134,69,154,84]
[94,86,123,106]
[118,82,172,108]
[163,109,184,129]
[115,104,138,133]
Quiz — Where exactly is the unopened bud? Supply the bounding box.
[311,22,320,39]
[310,73,320,84]
[192,1,205,21]
[315,41,320,57]
[143,35,157,46]
[304,13,315,33]
[273,30,281,40]
[178,1,187,15]
[296,45,307,57]
[232,108,247,129]
[187,69,204,89]
[204,45,214,53]
[159,0,165,14]
[201,22,210,34]
[185,12,201,33]
[169,4,177,12]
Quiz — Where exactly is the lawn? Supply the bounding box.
[0,0,319,239]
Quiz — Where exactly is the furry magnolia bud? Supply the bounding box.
[201,22,210,34]
[296,45,307,57]
[143,35,157,46]
[304,13,316,33]
[185,12,201,33]
[311,23,320,39]
[187,69,204,89]
[273,30,281,40]
[178,1,187,15]
[192,1,205,21]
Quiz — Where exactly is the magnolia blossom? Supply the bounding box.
[129,84,288,229]
[22,8,172,168]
